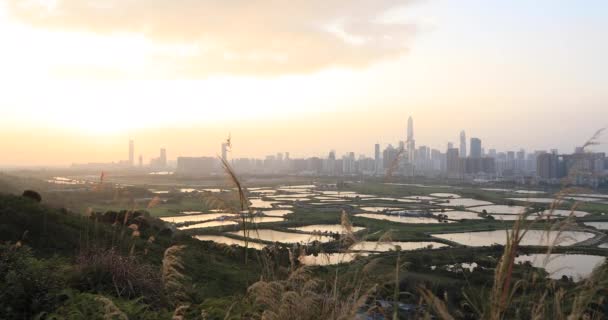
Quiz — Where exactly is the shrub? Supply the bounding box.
[72,248,163,305]
[0,244,68,319]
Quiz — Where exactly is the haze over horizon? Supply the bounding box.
[1,0,607,166]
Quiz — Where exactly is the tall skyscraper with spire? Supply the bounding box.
[407,116,414,142]
[460,131,467,157]
[407,116,415,162]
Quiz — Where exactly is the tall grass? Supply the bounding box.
[162,245,189,308]
[420,129,608,319]
[218,156,257,264]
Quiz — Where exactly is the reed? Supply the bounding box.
[162,245,189,307]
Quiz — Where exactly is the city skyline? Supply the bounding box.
[1,0,607,166]
[1,117,606,167]
[67,116,603,171]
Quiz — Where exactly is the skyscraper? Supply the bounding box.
[129,140,134,166]
[470,138,482,158]
[537,152,560,179]
[446,148,460,175]
[221,143,228,161]
[459,131,467,157]
[160,148,167,167]
[407,116,414,142]
[407,116,415,162]
[374,143,382,174]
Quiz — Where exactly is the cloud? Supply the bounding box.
[6,0,418,77]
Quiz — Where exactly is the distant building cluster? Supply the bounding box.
[71,118,608,187]
[71,140,168,171]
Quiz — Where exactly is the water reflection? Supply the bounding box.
[350,241,448,252]
[289,224,365,234]
[515,254,606,280]
[228,229,334,244]
[433,230,595,247]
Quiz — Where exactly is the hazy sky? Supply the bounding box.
[1,0,607,166]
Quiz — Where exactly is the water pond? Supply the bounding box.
[438,198,493,207]
[228,229,335,244]
[270,197,311,202]
[584,222,608,230]
[489,214,538,221]
[180,211,203,215]
[403,196,436,200]
[432,230,595,247]
[482,188,511,192]
[319,191,357,195]
[350,241,448,252]
[429,193,461,198]
[289,225,366,234]
[440,211,484,220]
[564,197,603,202]
[539,209,589,217]
[470,205,529,214]
[161,213,237,223]
[365,197,419,203]
[272,193,316,198]
[338,194,377,199]
[249,199,279,208]
[249,189,276,195]
[200,188,226,193]
[178,220,239,230]
[514,190,545,194]
[314,196,340,200]
[515,254,606,280]
[356,213,453,224]
[47,177,85,185]
[507,198,556,204]
[247,217,285,224]
[149,190,170,194]
[359,207,403,213]
[261,210,293,217]
[194,235,268,250]
[573,193,608,199]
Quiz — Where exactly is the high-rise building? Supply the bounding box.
[459,131,467,157]
[324,150,337,175]
[160,148,167,167]
[383,144,399,171]
[342,152,356,174]
[374,143,382,174]
[446,148,460,175]
[407,116,414,142]
[407,116,416,162]
[129,140,134,166]
[447,142,454,150]
[470,138,482,158]
[150,148,168,168]
[221,143,229,161]
[138,155,143,167]
[537,152,560,180]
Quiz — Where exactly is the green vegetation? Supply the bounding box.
[1,170,607,319]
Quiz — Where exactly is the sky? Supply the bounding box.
[0,0,607,166]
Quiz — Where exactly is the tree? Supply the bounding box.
[22,190,41,203]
